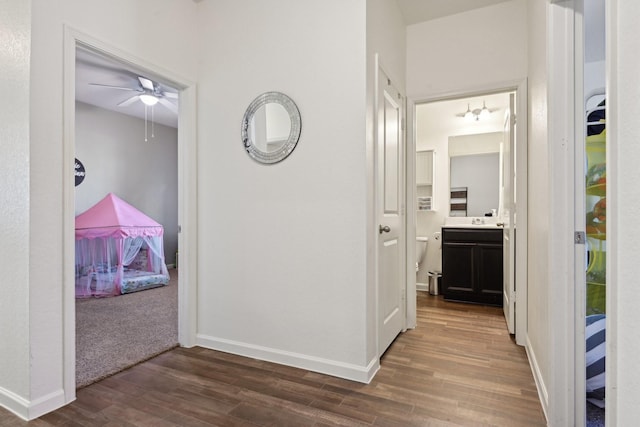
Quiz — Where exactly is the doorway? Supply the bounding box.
[407,81,528,344]
[62,29,198,398]
[74,45,180,387]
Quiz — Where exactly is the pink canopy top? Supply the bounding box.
[75,193,164,239]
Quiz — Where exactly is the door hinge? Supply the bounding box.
[574,231,586,244]
[178,225,182,233]
[401,117,405,131]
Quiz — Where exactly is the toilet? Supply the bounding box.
[416,236,429,272]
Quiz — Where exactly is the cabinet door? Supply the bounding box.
[477,243,503,305]
[442,242,475,296]
[416,150,433,185]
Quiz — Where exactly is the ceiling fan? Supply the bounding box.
[89,76,178,113]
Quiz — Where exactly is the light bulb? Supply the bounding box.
[140,94,159,106]
[464,104,473,121]
[480,101,490,119]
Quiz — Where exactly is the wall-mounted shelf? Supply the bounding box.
[450,187,467,217]
[416,149,435,211]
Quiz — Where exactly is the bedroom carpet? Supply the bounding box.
[75,268,178,388]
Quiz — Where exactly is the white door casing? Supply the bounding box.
[376,60,406,357]
[63,28,198,404]
[502,93,516,335]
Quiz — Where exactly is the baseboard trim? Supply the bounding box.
[416,282,428,292]
[0,387,67,421]
[0,386,29,420]
[196,334,379,384]
[526,335,549,422]
[28,389,67,420]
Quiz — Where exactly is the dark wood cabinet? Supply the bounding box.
[441,228,503,306]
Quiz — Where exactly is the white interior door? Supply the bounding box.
[502,93,516,334]
[377,65,405,356]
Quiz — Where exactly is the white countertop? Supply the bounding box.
[442,217,502,229]
[441,223,503,229]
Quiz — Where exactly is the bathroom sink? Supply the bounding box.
[442,217,502,229]
[442,223,502,229]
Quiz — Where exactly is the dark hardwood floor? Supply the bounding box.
[0,293,546,426]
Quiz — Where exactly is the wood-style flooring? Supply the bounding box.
[0,293,546,426]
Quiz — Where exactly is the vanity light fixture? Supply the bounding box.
[460,101,492,121]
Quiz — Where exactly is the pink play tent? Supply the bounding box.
[75,193,169,297]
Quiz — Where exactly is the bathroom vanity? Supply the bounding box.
[441,226,503,306]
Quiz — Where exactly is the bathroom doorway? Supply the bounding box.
[408,81,528,344]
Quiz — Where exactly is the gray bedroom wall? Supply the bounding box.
[75,101,178,265]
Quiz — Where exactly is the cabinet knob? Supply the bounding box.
[496,222,505,227]
[379,225,391,234]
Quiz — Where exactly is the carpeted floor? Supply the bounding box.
[75,268,178,388]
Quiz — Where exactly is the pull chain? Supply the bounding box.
[144,105,148,142]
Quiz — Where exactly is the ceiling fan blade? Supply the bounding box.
[162,91,179,99]
[117,95,140,107]
[89,83,138,91]
[138,76,155,91]
[158,97,178,114]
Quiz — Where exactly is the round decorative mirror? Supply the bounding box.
[241,92,301,164]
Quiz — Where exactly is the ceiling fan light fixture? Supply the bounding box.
[140,94,159,106]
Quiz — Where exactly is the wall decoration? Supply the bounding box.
[75,158,86,186]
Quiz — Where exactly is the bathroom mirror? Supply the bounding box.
[242,91,301,164]
[448,132,501,217]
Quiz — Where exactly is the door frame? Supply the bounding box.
[406,79,528,343]
[62,27,198,401]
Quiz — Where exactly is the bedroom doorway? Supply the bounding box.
[64,32,197,395]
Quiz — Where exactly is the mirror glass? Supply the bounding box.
[242,92,301,164]
[448,132,501,217]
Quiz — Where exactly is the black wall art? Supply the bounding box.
[75,158,86,186]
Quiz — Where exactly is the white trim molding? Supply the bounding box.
[196,335,380,384]
[0,387,65,421]
[547,1,578,425]
[62,26,198,407]
[526,336,549,422]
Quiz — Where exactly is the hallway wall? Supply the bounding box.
[194,0,373,380]
[1,0,200,419]
[0,0,31,411]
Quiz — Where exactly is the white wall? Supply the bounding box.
[366,0,407,363]
[526,0,551,419]
[5,0,199,419]
[0,0,31,413]
[609,0,640,424]
[406,0,528,98]
[195,0,373,380]
[75,102,179,265]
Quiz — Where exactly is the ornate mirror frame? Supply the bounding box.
[241,91,302,164]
